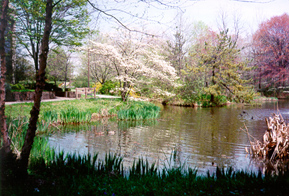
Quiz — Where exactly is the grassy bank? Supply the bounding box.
[5,99,161,124]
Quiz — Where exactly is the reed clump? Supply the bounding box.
[42,110,58,123]
[6,99,161,123]
[117,102,160,120]
[5,117,29,156]
[59,106,91,124]
[3,117,55,161]
[244,113,289,161]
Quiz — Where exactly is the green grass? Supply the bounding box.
[117,102,160,120]
[11,89,35,92]
[59,106,92,124]
[5,99,161,124]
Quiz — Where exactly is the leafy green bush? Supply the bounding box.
[214,95,228,106]
[10,83,25,90]
[99,80,118,95]
[190,94,227,107]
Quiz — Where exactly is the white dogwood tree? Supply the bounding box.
[83,35,178,101]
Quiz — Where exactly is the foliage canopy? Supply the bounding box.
[188,29,254,104]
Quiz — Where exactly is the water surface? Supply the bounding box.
[49,100,289,174]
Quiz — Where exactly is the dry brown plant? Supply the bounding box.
[242,112,289,161]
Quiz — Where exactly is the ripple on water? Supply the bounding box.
[48,101,289,174]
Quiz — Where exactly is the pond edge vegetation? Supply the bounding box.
[3,97,289,196]
[2,146,289,195]
[3,98,289,195]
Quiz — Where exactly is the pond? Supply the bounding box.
[48,100,289,175]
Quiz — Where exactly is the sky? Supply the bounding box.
[182,0,289,34]
[94,0,289,36]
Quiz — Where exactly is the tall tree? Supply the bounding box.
[89,49,115,85]
[9,5,15,84]
[11,0,90,72]
[82,34,178,102]
[0,0,11,154]
[46,47,72,86]
[168,29,186,76]
[167,14,187,76]
[18,0,54,175]
[83,34,116,85]
[3,4,16,84]
[14,55,34,83]
[190,29,253,104]
[252,13,289,88]
[178,22,211,101]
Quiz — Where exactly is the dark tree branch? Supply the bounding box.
[87,0,132,31]
[87,0,166,36]
[53,0,62,7]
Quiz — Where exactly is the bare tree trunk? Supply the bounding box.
[19,0,53,174]
[121,81,127,102]
[10,5,16,84]
[87,48,90,87]
[64,58,68,91]
[210,68,216,104]
[258,70,262,90]
[121,69,128,102]
[0,0,11,154]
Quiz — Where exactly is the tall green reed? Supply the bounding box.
[30,136,56,164]
[6,117,29,154]
[98,153,124,175]
[129,158,158,177]
[5,117,55,159]
[59,106,91,124]
[41,110,58,123]
[117,102,160,120]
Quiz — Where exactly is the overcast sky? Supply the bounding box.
[182,0,289,34]
[95,0,289,36]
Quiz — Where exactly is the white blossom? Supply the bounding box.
[78,34,178,100]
